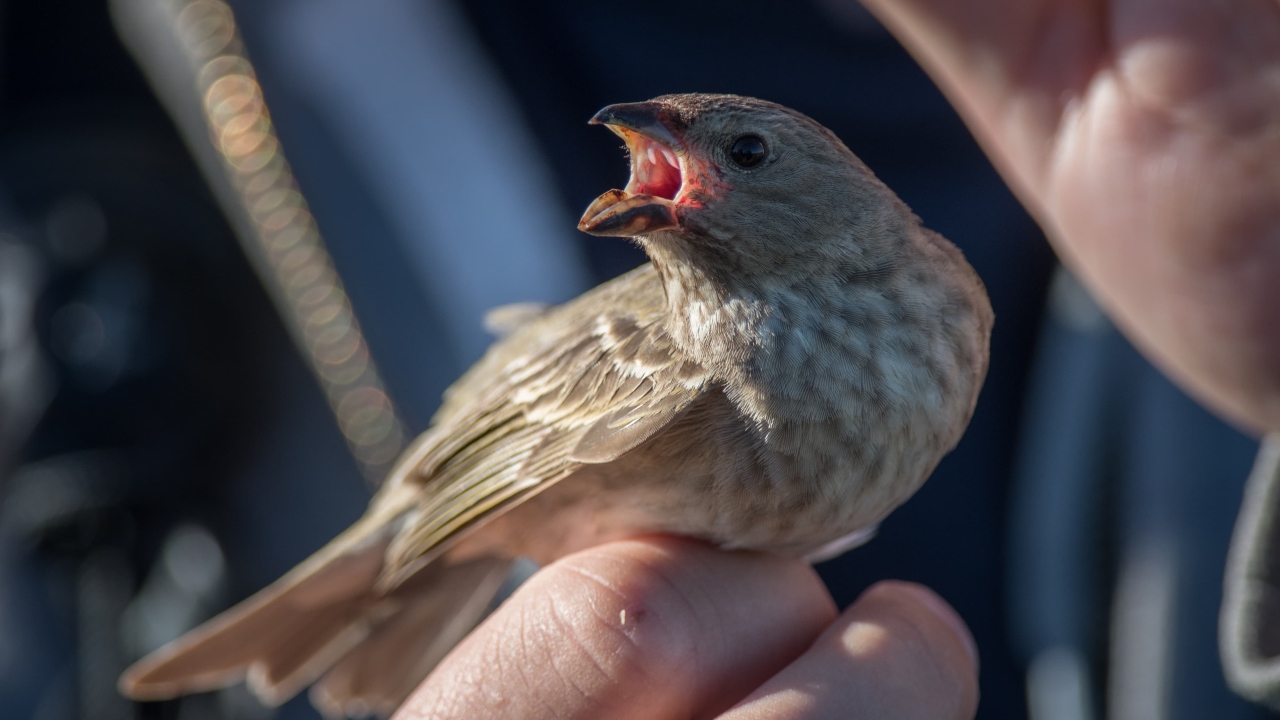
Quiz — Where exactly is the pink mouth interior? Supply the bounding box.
[628,135,683,201]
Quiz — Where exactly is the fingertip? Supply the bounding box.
[715,579,980,720]
[849,580,980,718]
[865,580,979,668]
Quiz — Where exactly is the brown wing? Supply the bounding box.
[378,264,708,586]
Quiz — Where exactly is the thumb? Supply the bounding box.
[717,580,980,719]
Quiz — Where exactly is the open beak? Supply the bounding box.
[578,102,685,237]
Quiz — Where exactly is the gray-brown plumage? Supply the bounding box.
[120,94,993,717]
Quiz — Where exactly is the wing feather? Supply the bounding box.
[379,264,708,585]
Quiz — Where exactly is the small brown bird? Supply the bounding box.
[120,94,993,717]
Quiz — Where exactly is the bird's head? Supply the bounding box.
[579,94,907,278]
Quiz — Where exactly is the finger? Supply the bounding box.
[394,537,838,720]
[858,0,1280,433]
[855,0,1093,185]
[716,581,979,720]
[858,0,1280,166]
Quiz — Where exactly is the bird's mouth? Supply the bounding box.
[626,132,684,201]
[579,102,688,237]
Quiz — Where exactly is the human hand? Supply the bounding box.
[393,537,978,720]
[859,0,1280,432]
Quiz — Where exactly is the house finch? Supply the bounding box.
[120,94,993,717]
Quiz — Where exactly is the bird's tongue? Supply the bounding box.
[629,136,683,200]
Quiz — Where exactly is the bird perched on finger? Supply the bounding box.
[120,93,993,718]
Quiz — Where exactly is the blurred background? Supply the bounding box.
[0,0,1268,718]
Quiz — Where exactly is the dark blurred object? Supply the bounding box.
[1009,268,1265,720]
[113,0,409,482]
[0,1,367,719]
[0,236,53,478]
[220,0,595,428]
[1222,436,1280,711]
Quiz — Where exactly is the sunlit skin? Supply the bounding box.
[394,539,979,720]
[861,0,1280,433]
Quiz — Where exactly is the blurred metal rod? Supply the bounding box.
[110,0,406,481]
[1221,434,1280,708]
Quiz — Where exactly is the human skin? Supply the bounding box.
[861,0,1280,434]
[394,538,979,720]
[397,1,1280,717]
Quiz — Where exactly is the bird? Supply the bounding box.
[119,93,993,718]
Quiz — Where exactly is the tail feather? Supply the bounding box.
[246,600,372,705]
[310,557,512,718]
[121,520,514,717]
[120,531,392,702]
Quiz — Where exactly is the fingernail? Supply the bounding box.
[897,584,979,667]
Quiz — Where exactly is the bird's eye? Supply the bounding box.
[729,135,766,168]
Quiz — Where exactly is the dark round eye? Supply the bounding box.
[729,135,766,168]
